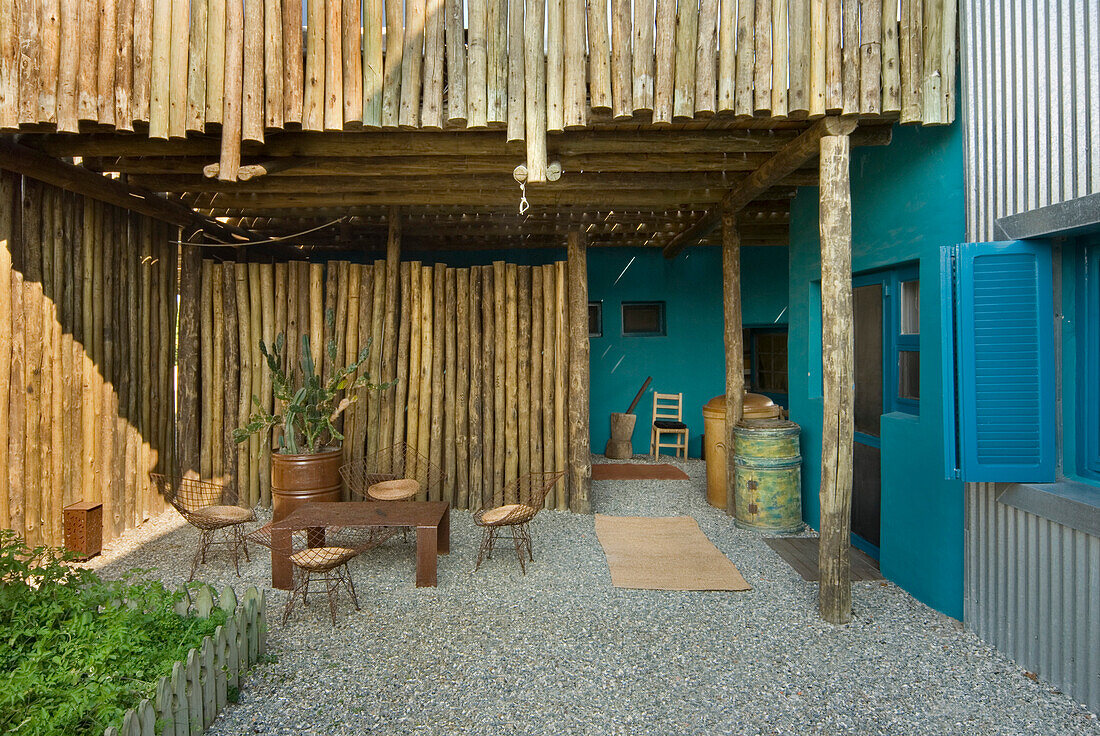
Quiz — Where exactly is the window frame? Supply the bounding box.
[852,263,921,417]
[1078,240,1100,479]
[588,300,603,338]
[620,301,666,337]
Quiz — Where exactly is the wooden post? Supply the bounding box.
[770,0,788,116]
[587,0,611,112]
[516,266,531,482]
[399,0,426,126]
[382,0,404,126]
[443,268,457,504]
[186,0,207,131]
[222,262,239,500]
[540,265,554,507]
[363,0,383,125]
[467,0,488,126]
[283,0,303,124]
[416,265,433,492]
[0,174,12,529]
[722,209,743,516]
[178,245,202,479]
[454,268,469,508]
[818,133,854,625]
[404,262,423,474]
[247,262,263,506]
[481,265,496,503]
[212,264,225,484]
[672,0,697,118]
[492,261,505,499]
[207,0,225,124]
[487,0,507,123]
[303,0,324,130]
[524,0,547,180]
[553,261,567,509]
[632,0,653,113]
[392,263,411,454]
[422,0,445,128]
[545,0,564,130]
[788,0,808,115]
[380,210,401,452]
[445,0,467,124]
[200,259,214,481]
[506,0,525,142]
[259,262,274,506]
[243,0,265,141]
[562,0,585,128]
[264,0,284,129]
[653,0,675,123]
[694,0,717,115]
[428,265,446,500]
[219,0,244,179]
[753,0,773,115]
[610,0,632,118]
[566,233,590,513]
[734,0,754,116]
[366,259,385,458]
[467,267,483,508]
[343,0,363,124]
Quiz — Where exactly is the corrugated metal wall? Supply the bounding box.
[960,0,1100,241]
[965,483,1100,711]
[959,0,1100,714]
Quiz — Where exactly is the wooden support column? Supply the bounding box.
[566,231,590,513]
[177,242,202,479]
[721,209,743,517]
[817,133,854,625]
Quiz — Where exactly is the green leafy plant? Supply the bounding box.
[233,317,393,455]
[0,530,227,736]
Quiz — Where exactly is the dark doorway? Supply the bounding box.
[852,282,883,548]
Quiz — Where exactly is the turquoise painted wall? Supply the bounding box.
[587,246,789,458]
[787,122,966,619]
[361,245,788,459]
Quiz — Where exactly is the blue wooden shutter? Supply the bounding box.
[945,241,1055,482]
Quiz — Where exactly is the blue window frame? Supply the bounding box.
[1078,240,1100,479]
[852,264,921,417]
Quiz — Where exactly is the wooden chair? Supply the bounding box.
[650,392,689,459]
[473,471,565,574]
[150,473,256,581]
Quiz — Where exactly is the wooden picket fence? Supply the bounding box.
[103,584,268,736]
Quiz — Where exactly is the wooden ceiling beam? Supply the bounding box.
[661,116,861,258]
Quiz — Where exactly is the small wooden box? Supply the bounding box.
[63,501,103,560]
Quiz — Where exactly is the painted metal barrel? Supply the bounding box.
[733,418,805,534]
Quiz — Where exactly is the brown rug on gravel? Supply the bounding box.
[592,463,690,481]
[595,515,751,591]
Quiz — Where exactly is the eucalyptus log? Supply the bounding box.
[37,0,59,125]
[366,260,385,459]
[207,0,225,123]
[283,0,304,124]
[138,220,153,512]
[343,263,361,473]
[468,267,484,509]
[77,0,99,122]
[818,133,854,625]
[98,0,117,127]
[324,0,344,130]
[824,0,841,112]
[343,0,363,124]
[566,235,589,512]
[523,0,547,179]
[899,0,922,123]
[920,0,944,123]
[285,261,300,387]
[247,262,262,505]
[21,182,43,546]
[540,265,554,507]
[55,0,79,131]
[428,264,445,499]
[219,0,244,179]
[403,262,422,468]
[788,0,808,115]
[222,262,240,499]
[454,268,470,509]
[695,0,717,115]
[399,0,426,126]
[303,0,325,130]
[168,0,190,135]
[380,212,401,448]
[771,0,788,116]
[309,262,323,370]
[653,0,675,123]
[545,0,564,130]
[553,261,567,509]
[264,0,284,129]
[842,0,860,113]
[42,189,60,543]
[672,0,697,118]
[506,0,525,142]
[178,245,202,480]
[492,261,506,500]
[504,263,519,492]
[809,0,825,116]
[443,268,457,504]
[753,0,772,114]
[0,175,14,528]
[259,262,274,507]
[237,262,254,503]
[273,261,288,453]
[519,266,535,482]
[610,0,632,118]
[860,0,882,114]
[422,0,445,128]
[16,0,39,126]
[722,209,743,515]
[480,265,495,504]
[201,259,215,481]
[486,0,507,123]
[467,0,488,127]
[391,260,409,459]
[416,266,434,494]
[242,0,265,141]
[123,215,139,527]
[382,0,404,126]
[363,0,383,125]
[632,0,654,112]
[734,0,754,116]
[562,0,585,127]
[0,0,17,128]
[8,247,24,536]
[186,0,207,131]
[587,0,611,111]
[212,264,225,484]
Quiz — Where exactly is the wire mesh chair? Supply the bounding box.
[150,473,257,581]
[340,442,446,501]
[247,523,399,625]
[473,471,565,574]
[340,443,447,541]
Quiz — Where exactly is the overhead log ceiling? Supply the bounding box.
[16,120,892,253]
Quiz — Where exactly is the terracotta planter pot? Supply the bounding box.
[270,448,343,522]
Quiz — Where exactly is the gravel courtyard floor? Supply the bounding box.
[90,457,1100,736]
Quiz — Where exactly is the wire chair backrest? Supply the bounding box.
[500,470,566,511]
[150,473,240,516]
[339,442,446,500]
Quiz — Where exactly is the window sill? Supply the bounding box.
[997,480,1100,538]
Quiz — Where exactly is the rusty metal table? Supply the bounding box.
[269,501,450,590]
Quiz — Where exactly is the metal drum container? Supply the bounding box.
[733,418,804,534]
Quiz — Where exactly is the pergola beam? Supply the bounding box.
[661,116,861,258]
[0,139,254,242]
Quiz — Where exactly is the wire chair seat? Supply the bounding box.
[473,471,565,574]
[150,473,256,581]
[248,523,399,625]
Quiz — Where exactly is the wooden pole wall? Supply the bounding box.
[0,173,176,548]
[721,208,743,517]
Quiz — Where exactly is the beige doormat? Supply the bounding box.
[594,515,751,591]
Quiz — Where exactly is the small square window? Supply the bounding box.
[621,302,666,336]
[898,350,919,400]
[588,301,603,337]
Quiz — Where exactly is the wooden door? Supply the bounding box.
[852,283,883,548]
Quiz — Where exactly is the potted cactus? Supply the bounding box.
[234,329,390,521]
